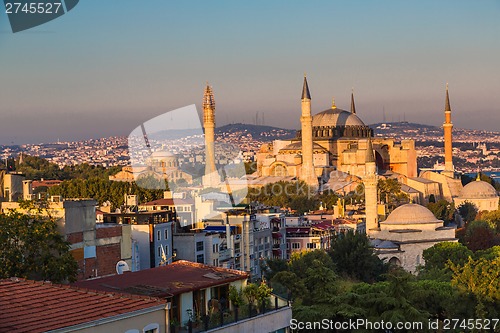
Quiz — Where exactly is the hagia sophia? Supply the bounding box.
[255,76,417,185]
[199,77,498,272]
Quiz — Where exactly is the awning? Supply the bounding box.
[272,232,282,239]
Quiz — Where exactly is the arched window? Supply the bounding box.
[389,257,401,266]
[271,164,288,177]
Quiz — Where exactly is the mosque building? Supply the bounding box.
[453,174,499,212]
[254,76,418,187]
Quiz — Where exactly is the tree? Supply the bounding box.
[247,181,318,214]
[289,250,335,279]
[427,199,455,225]
[477,209,500,233]
[262,257,288,281]
[228,285,244,308]
[329,231,387,282]
[458,201,478,225]
[449,257,500,304]
[464,220,499,252]
[420,242,472,280]
[0,211,78,283]
[243,283,259,308]
[378,178,409,210]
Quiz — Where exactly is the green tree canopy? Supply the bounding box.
[247,181,318,214]
[0,211,77,283]
[420,242,473,281]
[427,199,455,225]
[329,231,387,282]
[464,220,499,252]
[378,178,409,210]
[458,201,478,225]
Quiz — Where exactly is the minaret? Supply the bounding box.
[300,75,317,187]
[364,136,378,235]
[442,83,454,178]
[350,88,356,114]
[202,83,220,187]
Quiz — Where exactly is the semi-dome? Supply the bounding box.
[460,180,498,199]
[312,108,366,127]
[383,204,442,224]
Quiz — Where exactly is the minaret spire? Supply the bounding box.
[443,83,454,178]
[300,75,317,187]
[350,88,356,114]
[445,83,451,112]
[365,135,375,163]
[202,83,220,187]
[302,74,311,100]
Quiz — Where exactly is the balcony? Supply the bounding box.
[218,249,231,262]
[172,295,291,333]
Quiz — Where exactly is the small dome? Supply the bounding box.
[312,108,365,127]
[383,204,442,224]
[460,180,498,199]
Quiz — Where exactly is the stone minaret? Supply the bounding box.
[442,83,454,178]
[300,75,317,186]
[202,83,220,187]
[364,136,378,235]
[350,89,356,114]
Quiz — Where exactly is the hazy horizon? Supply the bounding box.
[1,1,500,145]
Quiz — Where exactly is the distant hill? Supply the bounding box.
[216,123,296,141]
[370,121,500,143]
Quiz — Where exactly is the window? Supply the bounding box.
[196,254,204,263]
[306,243,317,249]
[196,241,204,252]
[292,243,300,249]
[164,229,168,239]
[157,246,161,257]
[164,245,169,256]
[157,230,161,241]
[213,244,218,253]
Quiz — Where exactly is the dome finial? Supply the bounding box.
[476,172,481,181]
[331,97,337,109]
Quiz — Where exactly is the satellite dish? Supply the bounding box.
[116,260,130,274]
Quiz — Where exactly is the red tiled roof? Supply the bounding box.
[0,278,165,333]
[72,260,248,298]
[31,180,63,188]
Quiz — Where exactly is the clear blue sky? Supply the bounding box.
[1,0,500,144]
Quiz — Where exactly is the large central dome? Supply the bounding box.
[312,107,366,127]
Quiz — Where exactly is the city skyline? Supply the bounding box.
[1,1,500,144]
